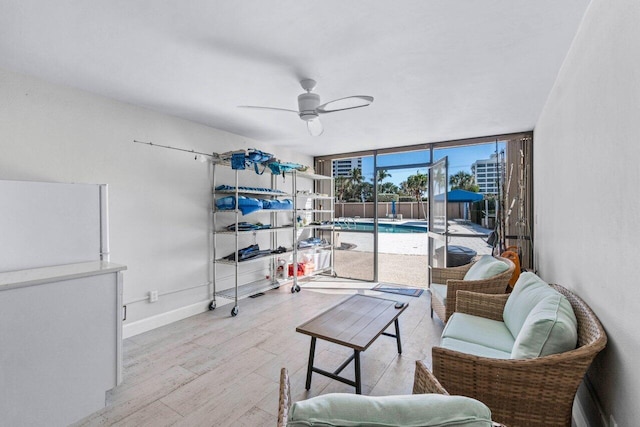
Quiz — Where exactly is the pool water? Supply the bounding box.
[336,222,428,233]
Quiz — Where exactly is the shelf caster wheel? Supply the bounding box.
[231,306,239,317]
[292,284,301,293]
[208,301,216,311]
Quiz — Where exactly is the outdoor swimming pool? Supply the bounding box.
[335,221,428,234]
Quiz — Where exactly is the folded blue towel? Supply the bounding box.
[216,196,263,215]
[215,185,287,194]
[261,199,293,210]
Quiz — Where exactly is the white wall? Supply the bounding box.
[534,0,640,425]
[0,67,311,336]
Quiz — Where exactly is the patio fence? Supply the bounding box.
[334,201,479,221]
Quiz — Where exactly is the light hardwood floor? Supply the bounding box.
[73,285,443,427]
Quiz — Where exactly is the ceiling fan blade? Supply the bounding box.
[238,105,299,114]
[316,95,374,114]
[307,118,324,136]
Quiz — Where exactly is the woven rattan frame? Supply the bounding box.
[413,360,449,395]
[277,368,292,427]
[424,284,607,427]
[430,256,515,323]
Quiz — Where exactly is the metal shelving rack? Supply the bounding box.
[208,159,336,316]
[291,171,336,292]
[209,160,294,317]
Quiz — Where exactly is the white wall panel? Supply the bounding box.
[534,0,640,425]
[0,67,311,331]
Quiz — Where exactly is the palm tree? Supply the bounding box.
[348,168,364,201]
[398,180,411,197]
[434,168,446,192]
[449,171,479,192]
[379,182,399,194]
[350,168,364,186]
[375,169,391,184]
[406,171,428,219]
[334,176,350,202]
[360,182,374,202]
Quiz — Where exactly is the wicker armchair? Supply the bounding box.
[416,285,607,427]
[430,255,515,323]
[279,366,505,426]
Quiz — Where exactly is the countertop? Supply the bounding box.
[0,261,127,291]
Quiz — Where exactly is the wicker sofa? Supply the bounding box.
[417,274,607,426]
[430,255,515,323]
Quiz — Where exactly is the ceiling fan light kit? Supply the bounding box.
[297,92,320,122]
[240,79,374,136]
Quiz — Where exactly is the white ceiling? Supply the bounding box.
[0,0,591,156]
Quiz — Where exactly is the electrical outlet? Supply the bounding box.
[149,290,158,303]
[609,415,618,427]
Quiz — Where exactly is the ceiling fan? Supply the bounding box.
[239,79,374,136]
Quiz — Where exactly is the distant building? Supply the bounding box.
[332,158,362,177]
[471,153,505,195]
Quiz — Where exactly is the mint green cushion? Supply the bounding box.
[430,283,447,305]
[510,292,578,359]
[440,337,512,359]
[463,255,509,281]
[503,272,555,336]
[442,313,515,353]
[287,393,493,427]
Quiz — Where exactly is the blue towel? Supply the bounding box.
[216,196,263,215]
[261,199,293,210]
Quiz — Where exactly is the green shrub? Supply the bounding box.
[377,193,399,202]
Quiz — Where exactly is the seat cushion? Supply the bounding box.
[430,283,447,305]
[463,255,509,281]
[287,393,493,427]
[442,312,515,353]
[440,337,512,359]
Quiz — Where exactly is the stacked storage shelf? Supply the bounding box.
[291,171,336,292]
[209,157,335,316]
[211,160,295,317]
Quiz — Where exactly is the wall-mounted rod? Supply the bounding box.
[133,139,213,157]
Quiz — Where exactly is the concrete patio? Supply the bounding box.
[333,220,494,287]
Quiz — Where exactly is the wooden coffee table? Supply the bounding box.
[296,294,408,394]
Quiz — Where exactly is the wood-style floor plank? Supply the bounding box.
[73,285,442,426]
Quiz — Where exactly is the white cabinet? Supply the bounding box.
[0,261,126,427]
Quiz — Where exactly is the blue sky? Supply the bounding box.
[360,141,505,187]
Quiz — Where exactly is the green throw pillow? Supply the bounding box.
[463,255,509,281]
[510,293,578,359]
[287,393,493,427]
[504,272,578,358]
[504,272,555,336]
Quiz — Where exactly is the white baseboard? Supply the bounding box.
[123,297,232,339]
[573,378,608,427]
[573,396,590,427]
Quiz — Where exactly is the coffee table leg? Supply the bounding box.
[305,337,317,390]
[394,318,402,354]
[354,350,362,394]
